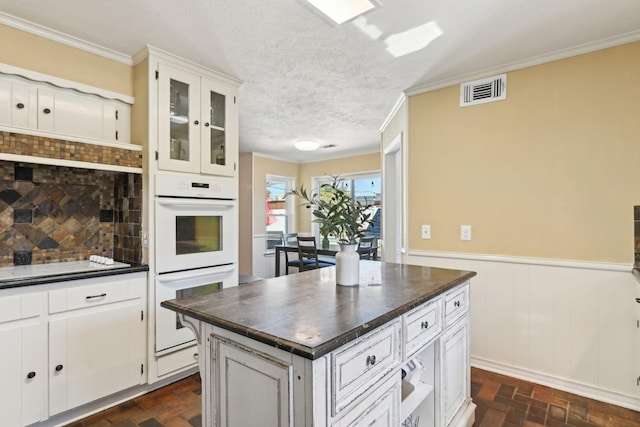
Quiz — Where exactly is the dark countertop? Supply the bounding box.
[0,262,149,290]
[162,261,476,360]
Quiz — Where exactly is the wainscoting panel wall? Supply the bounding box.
[407,251,639,411]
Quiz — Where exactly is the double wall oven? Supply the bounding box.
[154,174,238,355]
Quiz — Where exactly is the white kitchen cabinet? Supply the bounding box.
[441,316,469,426]
[0,292,47,426]
[0,72,131,144]
[212,335,292,427]
[0,271,147,424]
[187,280,474,427]
[48,274,147,415]
[332,375,399,427]
[157,62,238,176]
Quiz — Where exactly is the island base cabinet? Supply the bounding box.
[332,374,399,427]
[441,315,470,427]
[211,336,293,427]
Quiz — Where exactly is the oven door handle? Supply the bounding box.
[157,198,235,208]
[156,264,236,282]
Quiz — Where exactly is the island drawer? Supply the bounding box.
[403,298,441,358]
[331,319,401,415]
[444,283,469,326]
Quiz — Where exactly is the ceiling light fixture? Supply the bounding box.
[295,140,320,151]
[307,0,375,25]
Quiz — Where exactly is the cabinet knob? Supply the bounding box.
[365,355,377,366]
[194,120,200,125]
[194,353,199,360]
[16,102,25,109]
[27,371,36,379]
[43,108,51,114]
[421,320,429,329]
[454,300,461,307]
[636,298,640,304]
[55,364,64,372]
[204,122,210,127]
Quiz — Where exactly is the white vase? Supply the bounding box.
[335,243,360,286]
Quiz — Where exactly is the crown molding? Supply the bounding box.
[379,93,407,133]
[0,11,133,66]
[405,30,640,96]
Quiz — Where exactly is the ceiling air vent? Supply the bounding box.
[460,74,507,107]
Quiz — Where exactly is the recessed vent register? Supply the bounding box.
[460,74,507,107]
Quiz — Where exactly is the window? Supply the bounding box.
[313,173,381,244]
[266,175,295,250]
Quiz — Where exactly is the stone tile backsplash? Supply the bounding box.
[0,161,142,267]
[0,131,142,168]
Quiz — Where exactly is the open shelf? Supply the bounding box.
[401,380,435,421]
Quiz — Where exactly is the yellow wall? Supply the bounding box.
[238,153,254,275]
[0,24,133,96]
[408,42,640,263]
[297,153,380,233]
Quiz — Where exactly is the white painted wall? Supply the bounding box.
[408,251,640,411]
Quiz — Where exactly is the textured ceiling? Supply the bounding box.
[1,0,639,162]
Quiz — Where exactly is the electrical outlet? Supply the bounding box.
[421,225,431,239]
[142,231,149,248]
[461,225,471,240]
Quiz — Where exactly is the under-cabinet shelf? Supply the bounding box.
[401,380,435,421]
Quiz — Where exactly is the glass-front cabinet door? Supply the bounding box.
[200,79,237,176]
[158,64,201,173]
[158,63,238,176]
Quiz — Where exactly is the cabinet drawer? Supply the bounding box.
[0,293,44,323]
[332,319,401,415]
[403,298,441,358]
[444,284,468,326]
[49,276,145,313]
[332,373,399,427]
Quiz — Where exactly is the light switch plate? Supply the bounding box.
[461,225,471,240]
[421,225,431,239]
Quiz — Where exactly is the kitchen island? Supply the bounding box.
[162,261,476,427]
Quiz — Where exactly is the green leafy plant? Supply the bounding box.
[288,175,373,245]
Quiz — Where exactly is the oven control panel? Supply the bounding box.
[155,174,236,199]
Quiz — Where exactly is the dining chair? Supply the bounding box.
[283,232,305,274]
[266,230,284,250]
[297,236,334,272]
[357,236,377,260]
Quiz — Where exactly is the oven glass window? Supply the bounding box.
[175,216,222,255]
[175,281,223,330]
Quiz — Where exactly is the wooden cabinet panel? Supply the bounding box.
[212,336,292,427]
[49,302,145,415]
[0,73,131,145]
[441,317,468,426]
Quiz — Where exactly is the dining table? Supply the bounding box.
[274,243,339,277]
[274,243,378,276]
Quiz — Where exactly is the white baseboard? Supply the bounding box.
[472,357,640,413]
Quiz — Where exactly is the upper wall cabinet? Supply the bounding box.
[135,46,241,177]
[158,64,238,176]
[0,72,131,145]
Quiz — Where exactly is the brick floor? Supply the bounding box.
[69,369,640,426]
